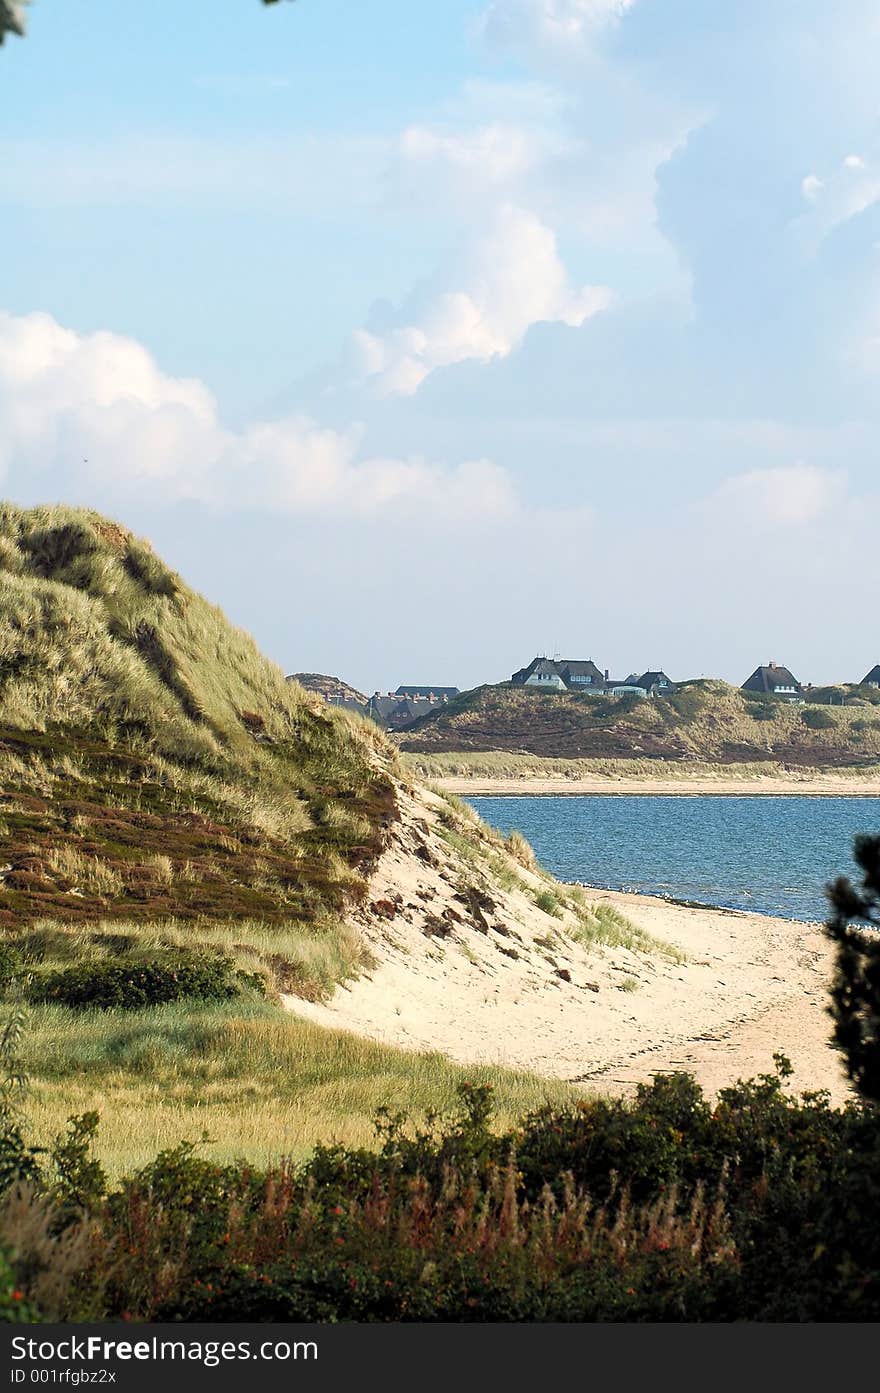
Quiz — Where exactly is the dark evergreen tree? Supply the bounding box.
[826,833,880,1102]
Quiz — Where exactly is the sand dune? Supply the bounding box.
[286,783,851,1106]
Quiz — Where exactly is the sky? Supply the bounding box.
[2,0,880,694]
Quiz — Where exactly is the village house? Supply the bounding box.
[394,685,460,700]
[511,657,569,690]
[511,657,674,698]
[860,665,880,689]
[741,661,803,700]
[633,670,675,696]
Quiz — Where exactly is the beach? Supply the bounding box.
[434,773,880,798]
[285,784,852,1106]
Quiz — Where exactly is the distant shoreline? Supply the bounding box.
[435,774,880,798]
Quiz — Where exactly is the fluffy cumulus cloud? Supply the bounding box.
[0,311,518,522]
[348,205,611,395]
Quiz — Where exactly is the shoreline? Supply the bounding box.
[287,785,853,1105]
[435,774,880,798]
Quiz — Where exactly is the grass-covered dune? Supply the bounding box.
[398,679,880,768]
[0,504,575,1172]
[0,504,395,942]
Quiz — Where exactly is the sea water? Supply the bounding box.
[465,795,880,922]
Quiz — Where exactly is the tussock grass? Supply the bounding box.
[44,846,124,898]
[8,915,367,1003]
[534,888,563,918]
[19,1000,576,1176]
[568,900,685,962]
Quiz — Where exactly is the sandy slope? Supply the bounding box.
[435,774,880,798]
[285,784,852,1106]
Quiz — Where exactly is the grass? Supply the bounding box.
[558,889,685,962]
[534,888,562,918]
[0,503,399,933]
[7,914,369,1003]
[0,502,677,1191]
[18,999,577,1176]
[409,751,880,781]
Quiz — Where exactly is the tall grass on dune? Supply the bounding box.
[19,1000,576,1176]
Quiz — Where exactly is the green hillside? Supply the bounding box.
[0,504,397,935]
[0,505,570,1172]
[398,678,880,769]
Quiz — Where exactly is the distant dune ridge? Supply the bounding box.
[397,679,880,770]
[288,671,369,705]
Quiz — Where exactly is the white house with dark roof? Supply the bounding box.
[511,656,606,692]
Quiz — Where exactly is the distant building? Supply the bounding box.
[604,681,647,698]
[741,662,803,699]
[633,670,675,697]
[360,688,455,731]
[557,659,605,691]
[512,655,670,698]
[394,685,459,700]
[512,657,568,690]
[511,656,603,692]
[860,665,880,689]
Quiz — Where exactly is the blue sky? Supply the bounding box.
[3,1,880,693]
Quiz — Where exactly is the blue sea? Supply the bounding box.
[465,795,880,923]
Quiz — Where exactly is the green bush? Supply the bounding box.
[0,944,22,993]
[801,707,837,730]
[26,950,259,1011]
[746,701,777,722]
[0,1246,40,1323]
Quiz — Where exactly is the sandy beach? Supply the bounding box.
[286,784,853,1106]
[434,773,880,798]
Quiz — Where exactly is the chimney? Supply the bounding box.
[604,669,610,681]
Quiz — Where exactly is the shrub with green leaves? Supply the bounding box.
[26,950,260,1011]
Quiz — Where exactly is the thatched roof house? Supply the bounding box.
[634,670,675,696]
[860,665,880,688]
[742,662,802,697]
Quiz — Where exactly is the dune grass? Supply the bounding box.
[409,751,880,781]
[0,504,399,935]
[7,914,369,1003]
[18,999,577,1176]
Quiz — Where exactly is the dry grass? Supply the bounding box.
[18,1000,577,1177]
[8,914,369,1003]
[409,751,880,781]
[44,847,124,898]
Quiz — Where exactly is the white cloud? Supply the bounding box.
[348,205,612,395]
[801,173,823,200]
[702,464,847,529]
[844,153,867,169]
[478,0,636,59]
[399,122,543,187]
[0,311,518,522]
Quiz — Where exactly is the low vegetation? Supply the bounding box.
[2,833,878,1322]
[0,504,597,1186]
